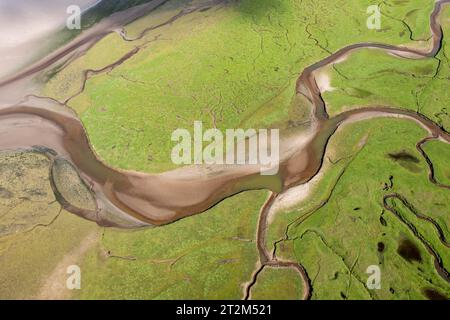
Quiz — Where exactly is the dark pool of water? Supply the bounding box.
[397,238,422,263]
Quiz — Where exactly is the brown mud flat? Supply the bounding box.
[0,0,449,300]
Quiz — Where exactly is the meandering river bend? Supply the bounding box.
[0,0,449,299]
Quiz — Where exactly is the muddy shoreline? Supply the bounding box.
[0,1,448,228]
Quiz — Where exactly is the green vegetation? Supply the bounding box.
[251,266,303,300]
[423,140,450,186]
[0,151,267,300]
[75,190,267,299]
[269,118,450,300]
[1,0,449,300]
[322,49,439,115]
[0,151,97,299]
[322,4,450,131]
[45,0,445,173]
